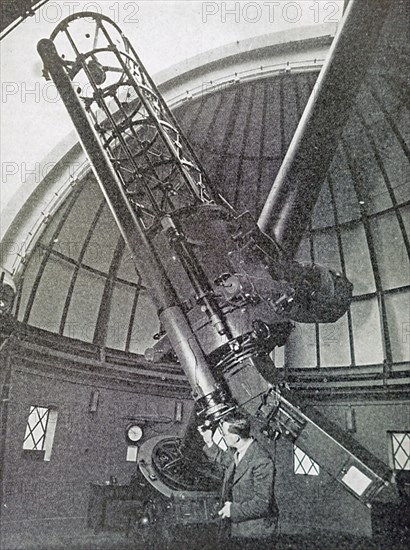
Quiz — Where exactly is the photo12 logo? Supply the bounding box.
[1,80,110,105]
[15,1,140,25]
[2,161,83,185]
[202,1,341,24]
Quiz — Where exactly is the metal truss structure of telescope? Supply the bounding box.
[37,5,395,529]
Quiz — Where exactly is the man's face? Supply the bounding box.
[220,421,240,448]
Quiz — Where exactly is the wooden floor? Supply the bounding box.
[2,528,409,550]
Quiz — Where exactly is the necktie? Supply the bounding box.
[223,454,237,501]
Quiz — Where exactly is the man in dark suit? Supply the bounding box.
[199,411,278,548]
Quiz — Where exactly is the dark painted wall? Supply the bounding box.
[1,350,408,547]
[1,355,193,548]
[275,401,409,536]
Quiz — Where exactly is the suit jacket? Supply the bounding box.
[204,440,278,539]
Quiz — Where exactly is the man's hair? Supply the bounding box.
[223,411,251,439]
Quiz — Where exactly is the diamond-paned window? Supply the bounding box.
[294,444,320,475]
[23,406,50,450]
[390,432,410,471]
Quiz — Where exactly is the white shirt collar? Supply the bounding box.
[235,437,253,462]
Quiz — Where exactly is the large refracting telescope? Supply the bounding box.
[37,11,395,521]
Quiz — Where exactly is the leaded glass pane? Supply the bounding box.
[391,433,410,471]
[294,445,320,476]
[23,406,50,451]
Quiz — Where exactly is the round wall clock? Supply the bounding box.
[126,424,143,443]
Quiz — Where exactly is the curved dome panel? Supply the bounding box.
[15,71,317,355]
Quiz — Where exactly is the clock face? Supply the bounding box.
[126,424,143,442]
